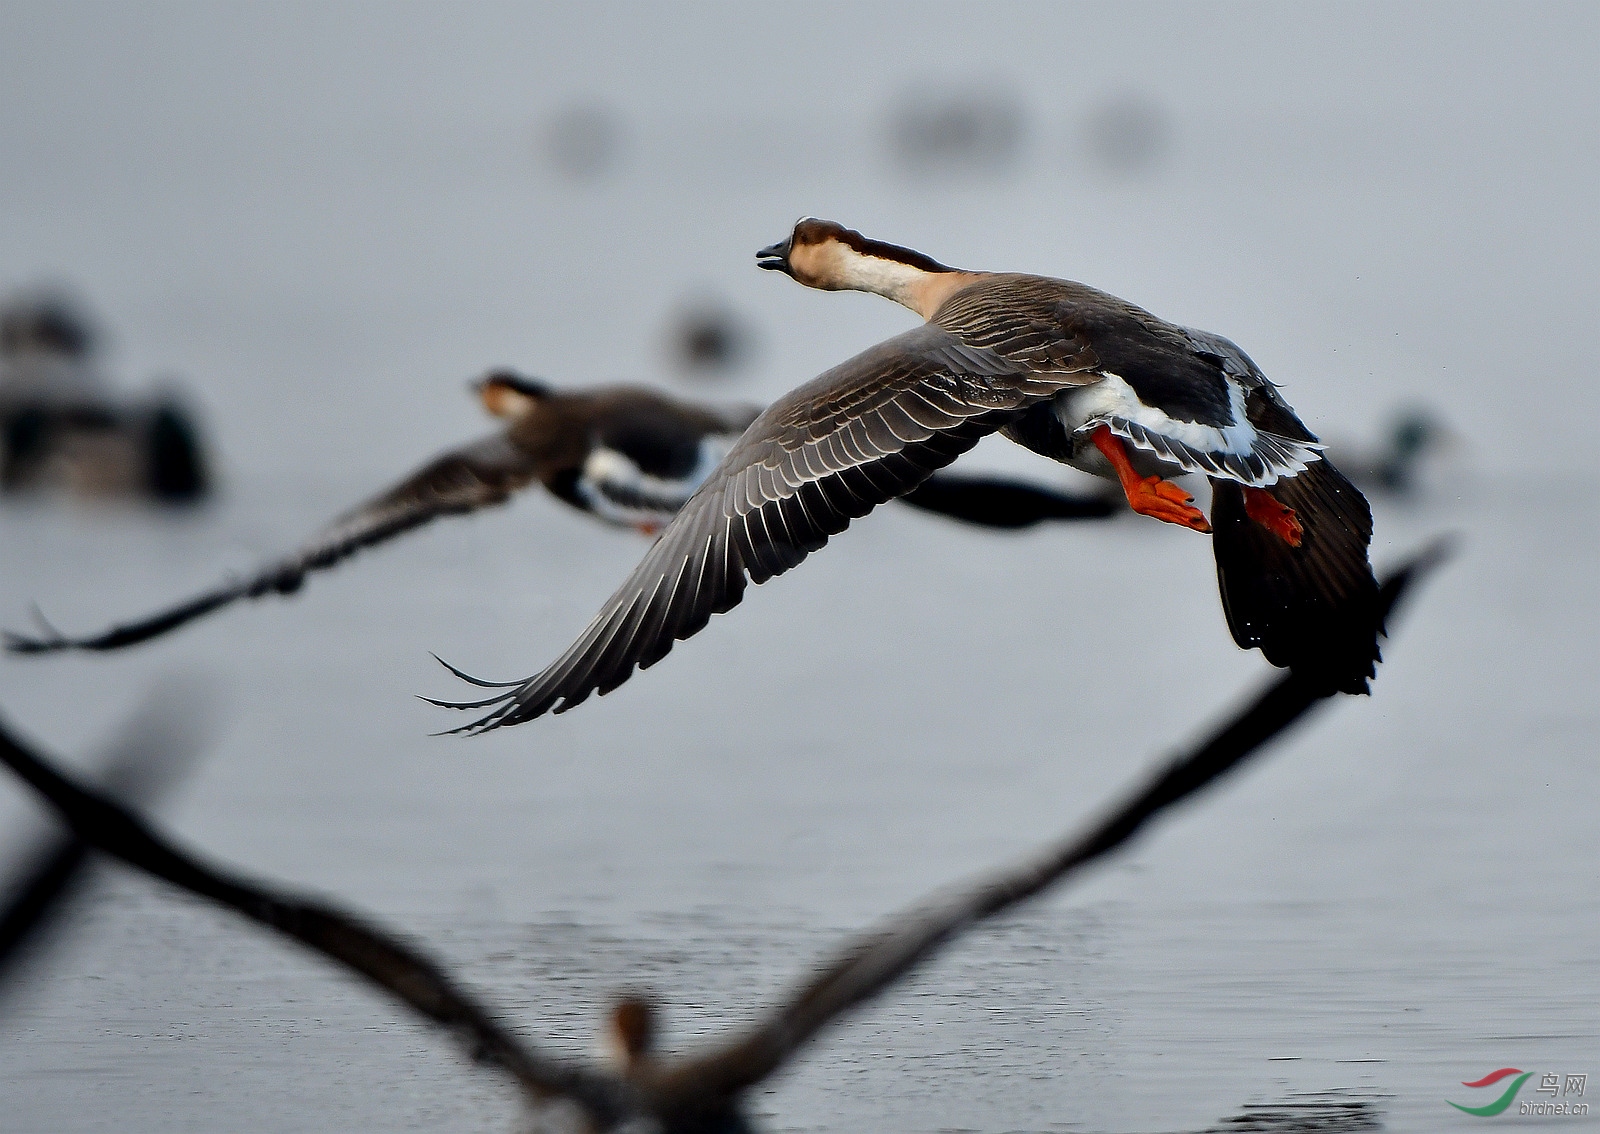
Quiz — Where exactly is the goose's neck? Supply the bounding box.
[800,239,987,319]
[838,255,987,319]
[905,268,990,319]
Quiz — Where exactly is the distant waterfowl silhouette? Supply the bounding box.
[432,220,1380,734]
[0,291,209,503]
[1330,407,1453,497]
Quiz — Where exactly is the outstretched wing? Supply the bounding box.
[5,435,539,654]
[431,324,1097,734]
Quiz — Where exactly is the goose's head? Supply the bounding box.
[757,218,958,312]
[756,218,856,286]
[475,369,551,419]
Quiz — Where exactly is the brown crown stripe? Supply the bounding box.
[795,219,954,274]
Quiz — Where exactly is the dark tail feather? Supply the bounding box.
[1211,459,1381,695]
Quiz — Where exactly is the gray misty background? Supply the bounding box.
[0,3,1595,1132]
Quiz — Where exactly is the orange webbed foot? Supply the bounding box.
[1127,475,1212,533]
[634,521,663,537]
[1243,486,1303,547]
[1089,426,1211,533]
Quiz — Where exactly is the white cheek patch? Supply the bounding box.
[577,435,734,528]
[1058,373,1323,486]
[837,246,926,296]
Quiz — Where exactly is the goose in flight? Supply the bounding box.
[4,372,760,653]
[431,219,1379,734]
[6,369,1113,655]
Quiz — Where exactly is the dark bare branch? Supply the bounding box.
[0,540,1446,1129]
[650,541,1449,1103]
[0,714,634,1127]
[0,679,214,999]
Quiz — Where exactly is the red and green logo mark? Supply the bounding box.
[1450,1068,1534,1116]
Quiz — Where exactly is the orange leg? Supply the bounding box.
[1243,486,1303,547]
[1091,426,1211,533]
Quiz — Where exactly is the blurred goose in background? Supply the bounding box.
[1329,407,1453,497]
[7,369,1110,655]
[6,372,759,653]
[432,219,1379,734]
[0,291,208,503]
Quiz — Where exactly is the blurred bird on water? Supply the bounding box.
[1328,407,1455,498]
[0,290,209,504]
